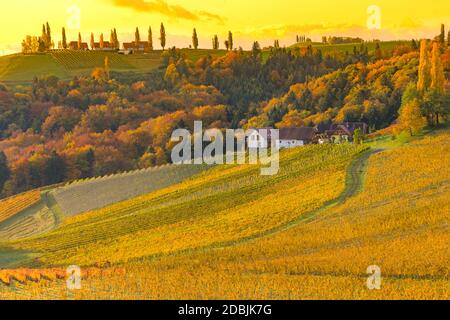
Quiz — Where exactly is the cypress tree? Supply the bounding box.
[160,23,166,50]
[46,22,52,49]
[114,28,119,49]
[135,27,140,46]
[62,27,67,49]
[228,31,233,50]
[90,33,95,50]
[192,28,199,50]
[148,27,153,50]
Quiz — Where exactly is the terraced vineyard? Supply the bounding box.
[52,164,210,216]
[0,191,41,224]
[50,51,136,71]
[0,163,210,243]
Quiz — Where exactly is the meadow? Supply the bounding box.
[0,129,448,299]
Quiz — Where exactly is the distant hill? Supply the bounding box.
[0,49,227,84]
[290,40,410,54]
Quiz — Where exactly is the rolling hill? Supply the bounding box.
[0,129,448,299]
[0,49,228,84]
[290,40,410,54]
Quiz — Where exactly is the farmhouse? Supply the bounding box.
[277,127,316,148]
[68,41,89,50]
[122,41,151,53]
[92,41,115,51]
[247,127,316,149]
[315,122,368,144]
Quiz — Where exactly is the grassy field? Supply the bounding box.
[290,40,410,54]
[0,49,227,84]
[0,129,448,299]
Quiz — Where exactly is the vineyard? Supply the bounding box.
[0,191,41,224]
[0,129,448,299]
[290,40,410,54]
[50,51,136,71]
[51,163,210,216]
[0,163,210,242]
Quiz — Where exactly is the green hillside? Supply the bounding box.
[290,40,410,54]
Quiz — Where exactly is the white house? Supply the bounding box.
[276,127,316,149]
[247,127,316,149]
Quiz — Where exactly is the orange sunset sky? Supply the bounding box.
[0,0,449,55]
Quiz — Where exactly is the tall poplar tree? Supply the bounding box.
[417,40,431,93]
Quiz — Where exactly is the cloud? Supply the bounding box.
[111,0,225,24]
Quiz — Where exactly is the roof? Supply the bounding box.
[68,41,88,49]
[279,127,316,141]
[123,41,150,49]
[93,41,112,48]
[316,122,368,135]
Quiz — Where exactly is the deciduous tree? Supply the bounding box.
[398,99,426,136]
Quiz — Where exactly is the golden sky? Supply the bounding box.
[1,0,449,54]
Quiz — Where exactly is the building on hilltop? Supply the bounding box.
[92,41,115,51]
[122,41,151,53]
[68,41,89,50]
